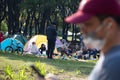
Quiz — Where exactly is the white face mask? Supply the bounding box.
[83,23,112,49]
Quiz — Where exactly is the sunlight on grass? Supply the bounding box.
[0,52,96,80]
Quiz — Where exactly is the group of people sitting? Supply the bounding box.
[56,39,73,57]
[26,42,47,56]
[56,39,100,60]
[25,39,100,60]
[75,48,100,60]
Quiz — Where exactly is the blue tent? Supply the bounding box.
[12,34,27,45]
[1,38,24,51]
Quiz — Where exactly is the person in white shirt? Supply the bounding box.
[55,38,63,53]
[30,42,39,55]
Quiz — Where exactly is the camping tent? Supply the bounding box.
[12,34,27,45]
[24,35,58,54]
[24,35,47,52]
[1,38,24,51]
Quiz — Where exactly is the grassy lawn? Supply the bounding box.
[0,51,96,80]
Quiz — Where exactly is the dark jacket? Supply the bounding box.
[46,24,57,41]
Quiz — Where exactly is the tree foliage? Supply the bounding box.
[1,0,80,40]
[0,0,7,30]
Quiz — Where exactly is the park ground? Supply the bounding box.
[0,51,97,80]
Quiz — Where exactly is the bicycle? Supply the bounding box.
[5,38,23,54]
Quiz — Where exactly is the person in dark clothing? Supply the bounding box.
[82,48,88,60]
[46,22,57,59]
[39,44,46,54]
[87,48,97,60]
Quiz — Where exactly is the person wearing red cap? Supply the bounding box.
[65,0,120,80]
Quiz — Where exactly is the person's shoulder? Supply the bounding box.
[104,52,120,67]
[100,54,120,80]
[106,50,120,59]
[103,53,120,78]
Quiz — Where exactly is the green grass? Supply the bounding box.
[0,51,96,80]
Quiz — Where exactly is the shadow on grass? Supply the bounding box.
[0,51,96,75]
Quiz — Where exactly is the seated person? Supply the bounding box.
[61,40,72,57]
[81,48,89,60]
[67,42,74,55]
[74,49,83,59]
[39,44,46,54]
[30,42,40,55]
[74,47,88,60]
[61,41,67,56]
[87,48,98,60]
[55,38,62,53]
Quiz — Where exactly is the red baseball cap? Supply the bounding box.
[65,0,120,24]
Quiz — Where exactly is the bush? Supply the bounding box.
[1,21,8,32]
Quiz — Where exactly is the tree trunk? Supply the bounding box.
[7,0,14,35]
[13,0,20,33]
[29,10,35,37]
[39,7,51,34]
[0,0,7,31]
[23,10,31,36]
[72,24,75,41]
[61,4,68,40]
[7,0,21,35]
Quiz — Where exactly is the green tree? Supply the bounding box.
[1,0,80,40]
[0,0,7,31]
[7,0,22,35]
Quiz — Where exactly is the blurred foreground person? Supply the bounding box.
[65,0,120,80]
